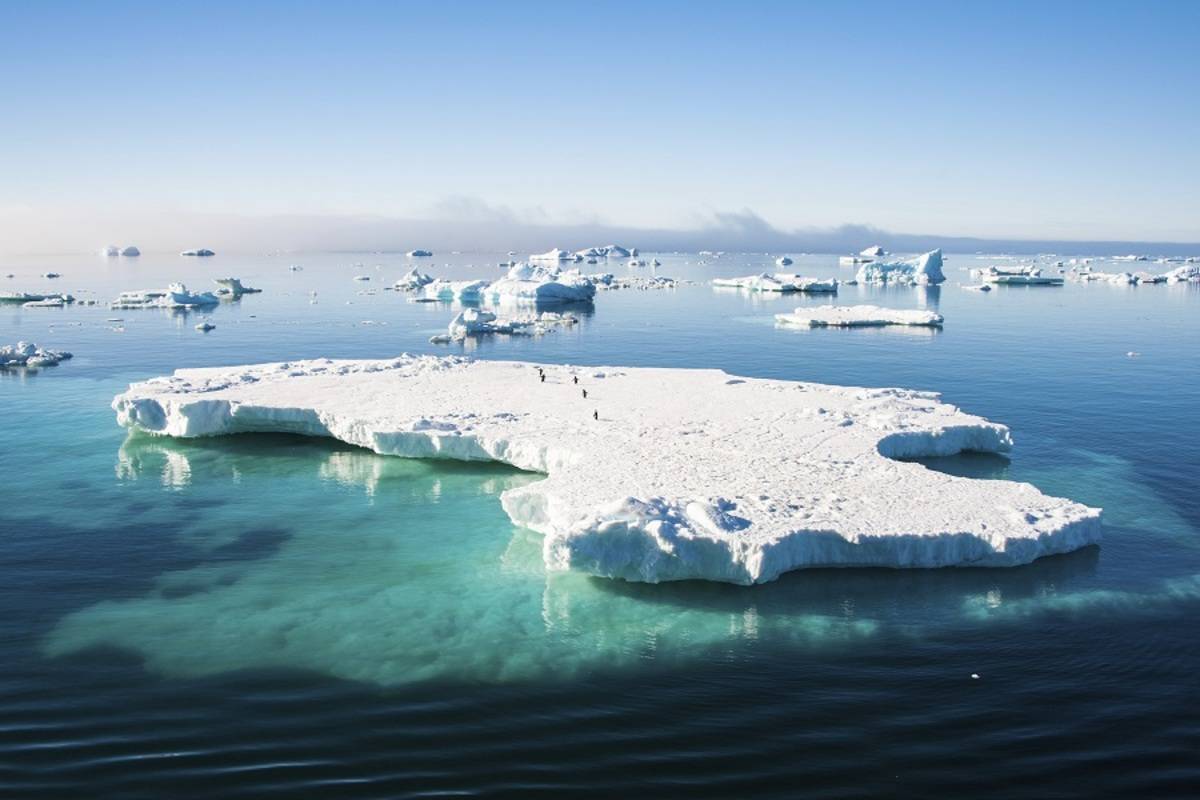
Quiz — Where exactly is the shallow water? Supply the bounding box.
[2,250,1198,796]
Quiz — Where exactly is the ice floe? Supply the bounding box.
[406,249,433,258]
[180,248,215,257]
[979,266,1064,286]
[587,274,682,291]
[214,277,261,296]
[112,355,1101,585]
[714,273,837,293]
[531,248,581,263]
[431,309,578,343]
[776,304,944,328]
[856,249,945,285]
[1,341,73,368]
[111,283,220,309]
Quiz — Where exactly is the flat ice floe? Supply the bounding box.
[113,355,1100,585]
[713,273,837,293]
[776,304,944,328]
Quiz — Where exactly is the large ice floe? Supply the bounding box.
[113,355,1101,585]
[1,341,73,368]
[430,309,578,343]
[776,305,944,328]
[856,249,945,285]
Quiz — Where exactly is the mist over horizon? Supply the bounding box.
[3,203,1199,259]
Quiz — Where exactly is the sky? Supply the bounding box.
[1,0,1198,253]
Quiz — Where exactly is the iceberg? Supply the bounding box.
[420,279,491,302]
[195,321,216,332]
[214,277,261,296]
[530,248,581,263]
[120,246,140,257]
[180,248,215,257]
[406,249,433,258]
[100,245,120,257]
[775,256,794,267]
[483,262,596,304]
[982,267,1063,286]
[111,283,219,309]
[435,308,578,342]
[860,245,886,257]
[776,304,944,328]
[856,249,945,285]
[1,341,73,368]
[112,355,1101,585]
[393,268,435,291]
[714,274,837,293]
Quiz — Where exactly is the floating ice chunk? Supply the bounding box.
[981,267,1063,286]
[111,283,219,309]
[2,291,61,303]
[120,246,140,257]
[22,297,66,308]
[438,308,578,342]
[775,256,794,267]
[860,245,887,257]
[776,304,944,328]
[406,249,433,258]
[100,245,120,257]
[195,321,216,332]
[484,263,596,304]
[394,268,435,291]
[421,279,491,302]
[353,275,371,281]
[214,277,261,296]
[628,258,646,267]
[112,355,1101,584]
[180,248,215,257]
[856,250,945,285]
[961,284,992,292]
[714,274,837,293]
[42,272,61,279]
[1,341,73,368]
[531,248,581,263]
[587,274,681,291]
[1113,254,1147,262]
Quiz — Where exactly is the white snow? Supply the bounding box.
[856,249,945,285]
[112,355,1101,585]
[1,341,73,367]
[776,304,944,328]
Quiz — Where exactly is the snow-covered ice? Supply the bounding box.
[776,305,944,328]
[112,355,1101,585]
[483,263,596,304]
[393,268,434,291]
[856,250,945,285]
[1,341,73,368]
[214,277,261,296]
[530,248,581,263]
[432,309,578,343]
[860,245,886,257]
[714,274,837,293]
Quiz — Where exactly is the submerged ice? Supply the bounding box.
[112,355,1101,585]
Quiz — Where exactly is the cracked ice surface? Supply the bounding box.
[112,355,1101,584]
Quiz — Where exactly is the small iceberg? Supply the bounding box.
[856,249,945,285]
[860,245,887,257]
[120,246,140,257]
[980,266,1063,286]
[100,245,120,257]
[1,341,73,368]
[714,274,837,293]
[484,262,596,304]
[776,304,944,328]
[111,283,220,309]
[775,256,794,267]
[180,248,215,257]
[394,268,435,291]
[531,248,581,263]
[420,279,491,303]
[406,249,433,258]
[42,272,61,279]
[433,308,578,343]
[214,277,262,297]
[587,274,680,291]
[195,321,216,332]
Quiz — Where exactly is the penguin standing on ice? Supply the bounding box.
[593,410,599,421]
[582,389,587,399]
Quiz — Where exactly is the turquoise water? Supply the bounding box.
[2,250,1198,795]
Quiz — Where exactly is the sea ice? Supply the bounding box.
[775,304,944,328]
[100,245,120,257]
[111,283,220,309]
[434,308,578,343]
[406,249,434,258]
[394,268,435,291]
[1,341,73,368]
[112,355,1101,585]
[214,277,261,296]
[120,246,141,256]
[180,248,216,257]
[531,248,581,263]
[484,263,596,304]
[714,274,837,293]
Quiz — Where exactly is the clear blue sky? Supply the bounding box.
[2,0,1198,249]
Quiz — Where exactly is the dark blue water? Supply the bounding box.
[2,251,1198,796]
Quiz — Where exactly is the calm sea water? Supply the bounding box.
[2,250,1198,797]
